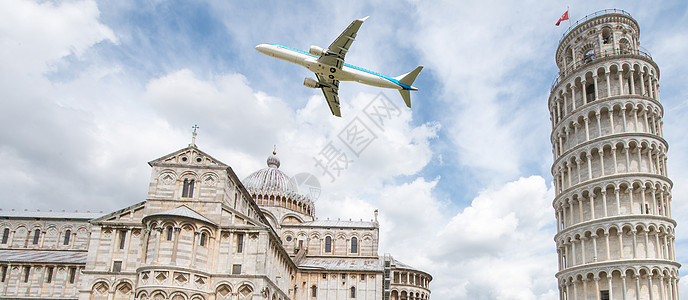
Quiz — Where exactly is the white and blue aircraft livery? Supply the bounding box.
[256,16,423,117]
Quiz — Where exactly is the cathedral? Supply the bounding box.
[0,142,431,300]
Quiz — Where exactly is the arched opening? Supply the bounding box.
[182,179,195,198]
[602,28,612,44]
[64,229,71,245]
[586,83,595,103]
[200,232,207,247]
[1,228,9,244]
[584,49,595,64]
[325,236,332,253]
[619,39,631,54]
[167,226,174,241]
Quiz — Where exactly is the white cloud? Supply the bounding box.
[0,0,116,74]
[411,1,560,184]
[426,176,557,300]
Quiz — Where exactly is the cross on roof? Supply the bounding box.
[190,124,199,147]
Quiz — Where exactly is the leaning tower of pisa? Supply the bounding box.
[549,9,681,300]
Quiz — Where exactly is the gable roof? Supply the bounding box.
[148,145,228,169]
[91,201,146,224]
[145,205,215,225]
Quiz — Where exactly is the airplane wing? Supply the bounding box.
[317,16,369,69]
[316,74,341,117]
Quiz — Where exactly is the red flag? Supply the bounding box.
[556,10,569,26]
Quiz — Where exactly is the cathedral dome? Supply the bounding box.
[243,153,298,196]
[242,152,315,221]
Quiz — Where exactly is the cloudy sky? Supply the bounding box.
[1,0,687,299]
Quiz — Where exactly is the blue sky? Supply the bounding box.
[1,1,687,299]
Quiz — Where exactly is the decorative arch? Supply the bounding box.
[114,281,133,300]
[238,283,254,299]
[215,283,233,299]
[90,281,110,300]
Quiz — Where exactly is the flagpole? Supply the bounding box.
[568,6,572,28]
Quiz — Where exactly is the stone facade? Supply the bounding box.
[549,9,681,300]
[0,145,431,300]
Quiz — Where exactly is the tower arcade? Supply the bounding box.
[549,9,681,300]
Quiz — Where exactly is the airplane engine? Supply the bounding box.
[309,45,326,56]
[303,77,321,88]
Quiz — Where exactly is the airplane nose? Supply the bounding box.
[255,44,269,54]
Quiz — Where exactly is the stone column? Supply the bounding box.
[601,188,608,217]
[621,274,627,300]
[618,231,624,259]
[605,72,611,98]
[605,232,610,260]
[581,237,587,263]
[578,198,584,223]
[591,234,598,261]
[586,154,593,180]
[171,227,181,263]
[621,108,628,132]
[594,277,600,300]
[663,235,669,259]
[641,187,647,214]
[154,227,162,263]
[569,200,574,225]
[141,228,150,264]
[628,187,635,215]
[615,188,621,216]
[584,117,590,141]
[634,276,641,300]
[611,147,618,174]
[623,146,630,172]
[567,163,573,187]
[599,149,605,177]
[653,233,660,259]
[631,230,638,258]
[589,192,596,219]
[190,231,199,267]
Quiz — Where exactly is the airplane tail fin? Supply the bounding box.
[395,66,423,107]
[399,90,412,108]
[395,66,423,88]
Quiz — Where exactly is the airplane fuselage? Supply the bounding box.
[256,43,414,91]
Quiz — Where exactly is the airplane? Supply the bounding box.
[256,16,423,117]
